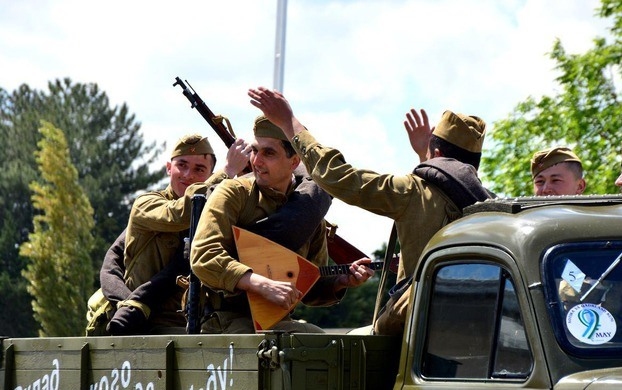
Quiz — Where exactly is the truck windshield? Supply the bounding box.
[544,241,622,357]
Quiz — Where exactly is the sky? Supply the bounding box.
[0,0,611,256]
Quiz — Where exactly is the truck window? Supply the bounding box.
[422,263,532,380]
[543,241,622,357]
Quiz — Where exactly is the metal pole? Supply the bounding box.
[273,0,288,92]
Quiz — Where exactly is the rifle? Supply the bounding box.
[173,77,372,266]
[185,194,207,334]
[173,77,252,174]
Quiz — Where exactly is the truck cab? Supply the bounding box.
[395,195,622,389]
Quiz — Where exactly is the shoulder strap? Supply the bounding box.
[413,157,494,210]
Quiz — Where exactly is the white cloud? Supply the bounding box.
[0,0,610,255]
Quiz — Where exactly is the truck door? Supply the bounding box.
[401,247,552,389]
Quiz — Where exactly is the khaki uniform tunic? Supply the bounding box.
[124,170,229,329]
[291,130,457,281]
[191,176,341,309]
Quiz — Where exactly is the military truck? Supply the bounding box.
[2,195,622,389]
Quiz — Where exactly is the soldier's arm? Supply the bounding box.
[99,229,132,304]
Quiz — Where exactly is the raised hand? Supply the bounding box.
[223,137,251,177]
[248,87,301,140]
[404,108,433,163]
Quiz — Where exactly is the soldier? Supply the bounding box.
[248,87,490,282]
[247,86,493,335]
[100,134,250,335]
[531,147,586,196]
[99,131,335,336]
[190,116,374,334]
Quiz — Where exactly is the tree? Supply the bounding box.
[0,78,165,337]
[481,0,622,196]
[19,122,95,336]
[294,278,381,328]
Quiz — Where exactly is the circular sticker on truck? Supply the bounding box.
[566,303,616,345]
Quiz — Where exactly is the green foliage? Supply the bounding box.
[0,78,165,336]
[19,122,96,337]
[1,79,165,262]
[293,277,382,329]
[481,1,622,196]
[0,273,36,337]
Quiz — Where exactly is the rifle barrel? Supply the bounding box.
[173,77,236,148]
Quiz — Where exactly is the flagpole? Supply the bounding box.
[273,0,288,92]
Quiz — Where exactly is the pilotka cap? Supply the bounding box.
[253,115,289,141]
[433,111,486,153]
[530,147,582,178]
[170,134,215,159]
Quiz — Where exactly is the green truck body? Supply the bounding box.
[3,195,622,389]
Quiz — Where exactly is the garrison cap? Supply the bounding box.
[530,147,582,178]
[253,115,289,141]
[433,110,486,153]
[170,134,215,159]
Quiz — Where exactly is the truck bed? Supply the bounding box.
[2,332,401,390]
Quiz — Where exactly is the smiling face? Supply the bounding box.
[533,162,586,196]
[250,136,300,193]
[166,154,215,197]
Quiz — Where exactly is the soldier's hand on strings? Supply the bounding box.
[337,258,375,289]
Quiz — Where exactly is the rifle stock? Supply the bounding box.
[325,221,368,265]
[326,224,399,271]
[326,231,367,264]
